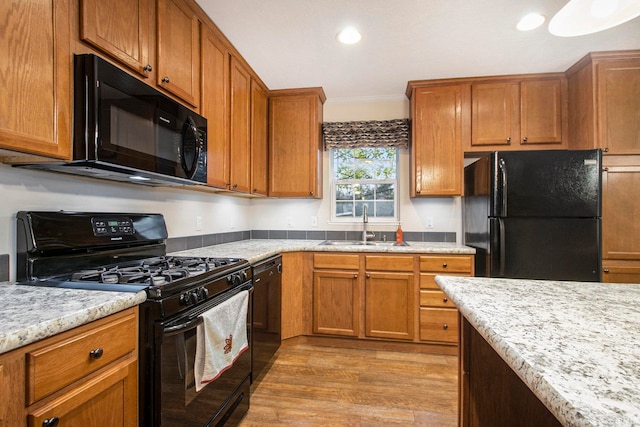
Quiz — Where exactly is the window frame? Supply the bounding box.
[329,147,399,224]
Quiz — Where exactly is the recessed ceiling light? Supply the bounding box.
[337,27,362,44]
[549,0,640,37]
[517,13,546,31]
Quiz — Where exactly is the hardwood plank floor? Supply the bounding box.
[239,343,458,426]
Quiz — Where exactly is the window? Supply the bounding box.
[331,147,398,222]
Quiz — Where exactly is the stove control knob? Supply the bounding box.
[189,291,199,305]
[197,287,208,300]
[228,274,242,286]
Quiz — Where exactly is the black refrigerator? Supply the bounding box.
[463,149,602,282]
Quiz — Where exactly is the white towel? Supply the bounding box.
[194,290,249,392]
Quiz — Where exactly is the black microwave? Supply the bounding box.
[21,54,207,186]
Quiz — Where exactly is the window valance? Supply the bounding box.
[322,119,410,150]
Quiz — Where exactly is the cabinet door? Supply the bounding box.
[80,0,151,77]
[520,79,565,146]
[411,85,469,196]
[597,59,640,155]
[0,0,71,159]
[471,82,519,147]
[201,26,230,189]
[251,80,269,196]
[269,92,323,198]
[27,359,137,427]
[602,167,640,260]
[365,272,415,341]
[313,270,360,337]
[229,57,252,193]
[156,0,200,107]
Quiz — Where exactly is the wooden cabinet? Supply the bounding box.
[601,162,640,283]
[251,80,269,196]
[407,84,470,197]
[156,0,200,107]
[468,76,566,152]
[312,254,360,337]
[567,50,640,155]
[79,0,152,77]
[419,255,474,344]
[229,57,252,193]
[201,25,230,189]
[0,0,72,160]
[0,308,138,427]
[269,88,326,198]
[364,255,415,341]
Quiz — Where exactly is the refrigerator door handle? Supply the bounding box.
[498,159,507,216]
[498,218,506,277]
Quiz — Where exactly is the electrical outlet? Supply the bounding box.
[426,216,434,229]
[286,216,293,228]
[196,216,203,231]
[311,216,318,227]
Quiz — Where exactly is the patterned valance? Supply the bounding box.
[322,119,410,150]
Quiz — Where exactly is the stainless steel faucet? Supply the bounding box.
[362,205,375,243]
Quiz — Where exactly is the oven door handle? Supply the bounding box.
[163,317,203,336]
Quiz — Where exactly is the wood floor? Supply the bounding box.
[239,343,459,426]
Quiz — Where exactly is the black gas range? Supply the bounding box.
[16,211,252,426]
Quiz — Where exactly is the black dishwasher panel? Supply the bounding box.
[251,255,282,382]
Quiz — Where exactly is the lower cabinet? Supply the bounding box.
[311,252,474,346]
[0,307,138,427]
[419,255,474,344]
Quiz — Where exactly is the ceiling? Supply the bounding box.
[194,0,640,101]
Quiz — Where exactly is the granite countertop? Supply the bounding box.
[170,239,475,263]
[0,283,146,356]
[436,276,640,427]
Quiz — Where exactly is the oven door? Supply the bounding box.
[156,285,252,427]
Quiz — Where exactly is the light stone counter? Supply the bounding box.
[0,283,146,355]
[170,239,475,264]
[436,276,640,427]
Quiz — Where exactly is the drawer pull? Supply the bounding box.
[443,297,448,303]
[442,263,448,268]
[43,417,59,427]
[89,348,104,359]
[353,274,358,279]
[443,323,449,330]
[603,269,610,273]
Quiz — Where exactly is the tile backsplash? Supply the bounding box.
[0,254,9,282]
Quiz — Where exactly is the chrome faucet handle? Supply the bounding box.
[363,204,369,223]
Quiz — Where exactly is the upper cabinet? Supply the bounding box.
[79,0,152,77]
[408,83,470,197]
[269,88,326,198]
[567,50,640,155]
[467,75,567,152]
[156,0,201,107]
[0,0,72,160]
[251,80,269,196]
[229,57,252,194]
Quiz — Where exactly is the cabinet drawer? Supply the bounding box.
[27,311,137,404]
[421,273,469,290]
[365,255,414,272]
[420,290,455,308]
[420,255,472,273]
[314,253,359,270]
[419,308,458,343]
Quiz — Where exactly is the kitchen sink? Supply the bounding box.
[319,240,409,247]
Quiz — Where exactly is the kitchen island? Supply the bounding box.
[436,276,640,427]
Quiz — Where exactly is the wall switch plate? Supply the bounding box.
[311,216,318,226]
[426,216,434,228]
[196,216,203,231]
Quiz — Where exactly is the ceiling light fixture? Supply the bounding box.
[517,13,546,31]
[549,0,640,37]
[337,27,362,44]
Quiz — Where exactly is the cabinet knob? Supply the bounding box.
[443,297,448,303]
[162,76,170,83]
[309,191,314,196]
[366,273,371,279]
[523,137,528,143]
[604,147,609,153]
[233,183,238,189]
[89,348,104,359]
[442,262,448,268]
[506,137,511,143]
[353,274,358,279]
[603,269,610,273]
[253,188,257,193]
[42,417,59,427]
[443,324,449,330]
[143,64,153,72]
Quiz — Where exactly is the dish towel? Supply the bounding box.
[194,290,249,392]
